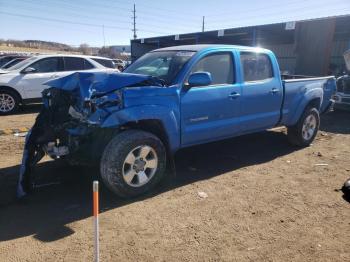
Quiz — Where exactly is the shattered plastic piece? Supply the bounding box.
[198,191,208,198]
[14,132,28,137]
[314,163,329,166]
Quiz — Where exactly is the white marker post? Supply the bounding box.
[93,181,100,262]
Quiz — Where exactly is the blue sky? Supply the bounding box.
[0,0,349,47]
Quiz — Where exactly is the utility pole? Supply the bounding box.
[102,24,106,47]
[202,16,205,32]
[132,4,137,39]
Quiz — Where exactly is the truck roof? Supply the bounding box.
[152,44,270,53]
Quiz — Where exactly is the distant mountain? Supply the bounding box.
[23,40,73,50]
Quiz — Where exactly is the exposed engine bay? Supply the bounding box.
[17,72,164,198]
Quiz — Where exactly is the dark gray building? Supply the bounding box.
[130,15,350,76]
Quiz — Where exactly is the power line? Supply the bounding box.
[0,11,169,35]
[206,1,349,26]
[10,0,201,29]
[207,0,347,23]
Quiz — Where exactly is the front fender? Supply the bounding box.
[287,87,323,126]
[101,105,180,152]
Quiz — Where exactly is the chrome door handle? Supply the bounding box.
[270,88,280,94]
[228,92,240,99]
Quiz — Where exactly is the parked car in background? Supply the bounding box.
[0,57,30,69]
[0,54,117,114]
[0,55,29,67]
[91,57,115,69]
[18,45,336,198]
[333,49,350,110]
[112,59,126,71]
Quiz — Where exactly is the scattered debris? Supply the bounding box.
[314,163,329,166]
[286,160,291,163]
[317,152,323,157]
[342,178,350,195]
[14,132,28,137]
[198,191,208,199]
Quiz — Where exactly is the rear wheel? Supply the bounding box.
[287,107,320,147]
[100,130,167,198]
[0,89,20,115]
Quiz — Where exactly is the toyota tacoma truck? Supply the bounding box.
[18,45,336,198]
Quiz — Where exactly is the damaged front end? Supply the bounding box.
[17,71,163,198]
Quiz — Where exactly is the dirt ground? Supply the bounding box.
[0,106,349,262]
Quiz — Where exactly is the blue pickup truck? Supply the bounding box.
[18,45,336,198]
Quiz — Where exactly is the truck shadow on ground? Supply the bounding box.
[320,110,350,134]
[14,103,42,115]
[0,110,348,243]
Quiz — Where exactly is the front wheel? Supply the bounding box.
[287,107,320,147]
[100,130,167,198]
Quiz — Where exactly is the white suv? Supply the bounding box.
[0,54,117,114]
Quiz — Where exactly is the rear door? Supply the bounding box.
[180,51,241,146]
[239,52,283,132]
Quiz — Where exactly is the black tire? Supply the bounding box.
[100,130,167,198]
[287,106,320,147]
[0,89,20,115]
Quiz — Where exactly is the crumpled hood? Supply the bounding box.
[45,71,158,99]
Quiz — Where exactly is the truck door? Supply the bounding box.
[239,52,283,131]
[180,51,241,146]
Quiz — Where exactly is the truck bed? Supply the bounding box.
[281,76,336,126]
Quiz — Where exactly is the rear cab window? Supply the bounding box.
[240,52,273,82]
[189,52,235,86]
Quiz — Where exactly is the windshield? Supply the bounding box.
[124,51,196,85]
[6,56,36,71]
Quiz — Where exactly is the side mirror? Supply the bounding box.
[188,72,212,87]
[22,67,36,74]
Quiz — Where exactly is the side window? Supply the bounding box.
[29,57,61,73]
[64,57,85,71]
[84,59,94,69]
[240,52,273,82]
[189,53,234,85]
[92,58,115,69]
